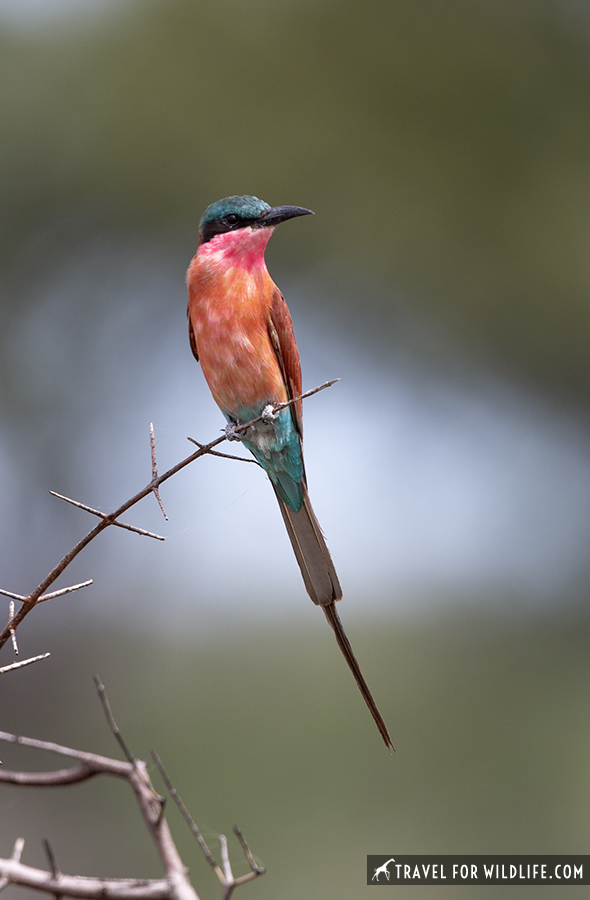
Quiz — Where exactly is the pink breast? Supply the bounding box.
[187,232,287,415]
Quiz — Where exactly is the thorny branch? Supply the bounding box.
[0,378,338,654]
[0,364,325,900]
[0,681,264,900]
[152,753,265,900]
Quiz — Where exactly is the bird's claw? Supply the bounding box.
[261,404,279,423]
[224,422,242,442]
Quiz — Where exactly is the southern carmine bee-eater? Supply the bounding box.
[187,195,393,751]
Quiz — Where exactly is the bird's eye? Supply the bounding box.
[224,214,239,226]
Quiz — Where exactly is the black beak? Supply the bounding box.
[258,205,314,227]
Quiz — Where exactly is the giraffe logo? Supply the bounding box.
[372,858,396,882]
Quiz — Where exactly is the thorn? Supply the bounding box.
[12,838,24,862]
[43,838,60,879]
[39,580,93,602]
[187,437,260,465]
[149,423,168,521]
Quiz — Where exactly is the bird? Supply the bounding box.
[186,195,393,751]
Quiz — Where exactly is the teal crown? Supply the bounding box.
[199,195,313,245]
[200,195,270,233]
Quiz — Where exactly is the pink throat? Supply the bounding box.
[199,225,273,271]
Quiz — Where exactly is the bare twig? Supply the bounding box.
[150,423,169,521]
[0,580,93,605]
[0,729,130,782]
[152,752,222,876]
[94,675,135,765]
[0,377,339,651]
[276,377,340,408]
[37,580,94,602]
[49,492,165,541]
[186,439,259,465]
[0,653,51,675]
[0,859,172,900]
[233,826,265,876]
[151,753,265,900]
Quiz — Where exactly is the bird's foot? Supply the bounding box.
[224,422,242,442]
[261,404,279,423]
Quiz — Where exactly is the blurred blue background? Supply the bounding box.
[1,1,590,898]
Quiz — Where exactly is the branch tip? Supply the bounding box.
[219,835,232,882]
[94,676,135,765]
[233,826,266,875]
[12,838,24,863]
[39,580,94,602]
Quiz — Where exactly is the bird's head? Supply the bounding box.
[199,195,314,245]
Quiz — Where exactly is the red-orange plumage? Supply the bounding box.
[187,226,292,418]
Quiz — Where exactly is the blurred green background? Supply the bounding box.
[2,0,590,898]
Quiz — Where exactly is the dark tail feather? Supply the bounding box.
[274,488,342,605]
[275,487,394,751]
[323,602,395,752]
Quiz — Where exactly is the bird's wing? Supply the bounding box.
[268,288,303,436]
[187,309,199,362]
